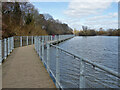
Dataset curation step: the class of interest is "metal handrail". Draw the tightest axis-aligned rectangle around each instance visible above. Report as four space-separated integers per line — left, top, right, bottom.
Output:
50 44 120 78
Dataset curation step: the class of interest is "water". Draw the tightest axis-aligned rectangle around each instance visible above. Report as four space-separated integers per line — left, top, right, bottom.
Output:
58 36 118 72
44 36 119 88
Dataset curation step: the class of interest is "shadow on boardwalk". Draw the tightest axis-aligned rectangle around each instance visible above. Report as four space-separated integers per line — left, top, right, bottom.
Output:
2 45 56 88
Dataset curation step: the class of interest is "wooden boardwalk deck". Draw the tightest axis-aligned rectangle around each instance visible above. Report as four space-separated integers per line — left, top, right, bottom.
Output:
2 45 56 88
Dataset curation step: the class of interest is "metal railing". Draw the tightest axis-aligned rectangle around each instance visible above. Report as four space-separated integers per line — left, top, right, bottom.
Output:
34 35 120 88
0 36 35 63
0 37 14 63
0 35 74 64
1 35 119 88
34 35 74 88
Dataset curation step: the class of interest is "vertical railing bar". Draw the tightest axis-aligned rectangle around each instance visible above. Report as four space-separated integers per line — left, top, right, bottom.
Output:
47 42 50 72
38 36 40 56
20 36 22 47
35 37 36 50
10 37 12 52
13 37 14 50
40 36 42 57
56 47 60 88
32 36 33 45
36 37 38 54
26 36 28 46
39 37 41 58
42 40 44 63
4 39 7 59
79 59 85 88
0 40 2 64
8 38 10 55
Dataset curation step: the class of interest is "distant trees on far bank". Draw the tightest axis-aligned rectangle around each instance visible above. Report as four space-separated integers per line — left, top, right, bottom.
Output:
73 27 120 36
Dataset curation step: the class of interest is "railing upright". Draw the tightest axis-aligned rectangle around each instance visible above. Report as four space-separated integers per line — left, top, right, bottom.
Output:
79 59 85 88
10 37 12 53
37 37 38 54
26 36 28 46
20 36 22 47
34 36 37 51
10 37 12 52
56 47 60 88
4 39 7 59
8 38 10 55
12 37 14 50
0 40 2 63
42 40 44 63
31 36 33 45
38 37 40 57
51 35 52 41
47 42 50 72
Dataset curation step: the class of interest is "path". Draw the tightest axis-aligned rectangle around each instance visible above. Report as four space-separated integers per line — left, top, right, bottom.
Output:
2 45 56 88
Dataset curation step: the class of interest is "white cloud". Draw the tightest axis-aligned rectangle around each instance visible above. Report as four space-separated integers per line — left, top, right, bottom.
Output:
65 0 118 18
86 12 118 21
84 12 118 29
29 0 71 2
63 0 118 30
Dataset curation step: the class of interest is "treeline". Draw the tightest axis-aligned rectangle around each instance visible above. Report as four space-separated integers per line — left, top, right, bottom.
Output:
74 27 120 36
2 2 73 38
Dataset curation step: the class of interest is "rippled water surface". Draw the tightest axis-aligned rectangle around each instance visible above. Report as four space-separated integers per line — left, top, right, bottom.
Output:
58 36 118 71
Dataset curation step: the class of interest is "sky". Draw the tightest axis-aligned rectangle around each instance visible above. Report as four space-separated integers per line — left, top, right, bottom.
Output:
30 0 118 30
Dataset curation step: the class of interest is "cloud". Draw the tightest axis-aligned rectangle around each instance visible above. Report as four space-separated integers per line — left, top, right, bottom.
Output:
63 0 118 30
62 11 118 30
84 12 118 29
86 12 118 21
64 0 118 18
29 0 71 2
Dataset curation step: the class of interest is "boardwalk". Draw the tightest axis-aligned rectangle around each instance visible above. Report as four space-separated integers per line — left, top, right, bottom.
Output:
2 45 55 88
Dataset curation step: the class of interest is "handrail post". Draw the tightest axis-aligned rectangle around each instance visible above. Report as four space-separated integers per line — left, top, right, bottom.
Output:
9 37 11 52
4 39 7 59
10 37 12 52
39 37 41 58
79 59 85 88
10 37 11 52
38 37 40 57
8 38 10 55
12 37 14 50
26 36 28 46
51 35 52 41
20 36 22 47
32 36 33 45
0 40 2 64
35 37 37 51
42 40 44 63
37 37 38 54
11 37 13 50
47 36 48 42
47 42 50 72
56 47 60 88
34 37 36 50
